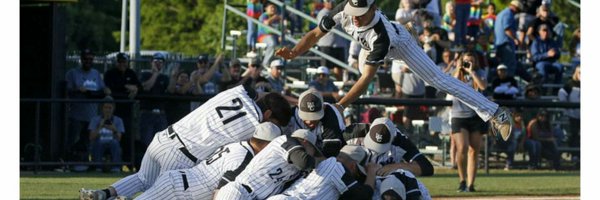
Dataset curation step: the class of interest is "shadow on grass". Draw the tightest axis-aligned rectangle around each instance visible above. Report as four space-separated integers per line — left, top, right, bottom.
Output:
20 171 133 178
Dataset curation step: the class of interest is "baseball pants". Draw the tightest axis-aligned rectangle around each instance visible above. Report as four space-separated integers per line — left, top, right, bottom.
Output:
111 130 199 197
363 35 499 121
214 182 252 200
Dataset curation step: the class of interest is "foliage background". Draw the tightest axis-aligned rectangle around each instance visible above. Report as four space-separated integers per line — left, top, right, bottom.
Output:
64 0 580 56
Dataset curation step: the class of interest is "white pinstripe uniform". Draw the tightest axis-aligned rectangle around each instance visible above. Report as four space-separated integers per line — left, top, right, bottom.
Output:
112 85 263 197
134 141 256 200
346 130 422 167
267 157 356 200
320 0 498 121
373 169 431 200
215 135 307 200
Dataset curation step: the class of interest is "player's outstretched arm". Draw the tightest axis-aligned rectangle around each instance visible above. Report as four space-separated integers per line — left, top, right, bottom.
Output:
336 63 378 109
275 28 327 60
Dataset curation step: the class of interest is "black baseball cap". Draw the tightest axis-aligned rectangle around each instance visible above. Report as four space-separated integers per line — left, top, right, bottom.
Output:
364 117 397 154
197 55 208 63
116 52 129 61
298 90 324 121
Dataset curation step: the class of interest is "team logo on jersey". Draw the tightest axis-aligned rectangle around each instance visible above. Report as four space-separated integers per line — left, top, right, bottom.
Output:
376 133 383 142
307 102 316 111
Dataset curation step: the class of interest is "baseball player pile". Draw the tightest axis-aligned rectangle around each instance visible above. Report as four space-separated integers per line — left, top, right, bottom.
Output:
80 0 517 199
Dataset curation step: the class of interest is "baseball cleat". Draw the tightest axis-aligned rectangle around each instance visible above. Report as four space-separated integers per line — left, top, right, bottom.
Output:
490 107 513 141
79 188 107 200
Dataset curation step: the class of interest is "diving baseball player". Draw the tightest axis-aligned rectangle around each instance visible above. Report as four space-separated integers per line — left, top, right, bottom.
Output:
346 118 434 177
284 89 346 157
214 129 320 200
80 85 293 200
134 122 282 200
267 145 379 200
377 169 431 200
275 0 513 141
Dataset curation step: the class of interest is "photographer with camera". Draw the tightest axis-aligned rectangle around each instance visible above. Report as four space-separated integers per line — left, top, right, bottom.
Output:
449 51 488 192
88 97 125 172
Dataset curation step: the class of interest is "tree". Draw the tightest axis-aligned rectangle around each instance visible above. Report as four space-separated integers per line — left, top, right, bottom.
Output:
65 0 121 53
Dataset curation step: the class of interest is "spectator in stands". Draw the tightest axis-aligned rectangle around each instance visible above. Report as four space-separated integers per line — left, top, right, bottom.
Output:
138 52 170 153
395 0 416 25
419 12 451 64
491 64 519 100
450 51 488 192
499 109 525 170
525 4 559 47
246 0 263 54
317 0 348 81
481 3 496 41
425 0 443 27
219 58 244 90
442 1 456 38
240 57 271 93
103 53 141 169
569 28 580 67
104 53 140 100
65 48 110 170
453 0 473 48
558 65 580 165
466 0 483 40
258 3 283 67
309 66 340 103
391 60 426 132
437 48 454 72
494 0 522 78
165 66 196 125
88 97 124 173
526 109 560 170
191 54 223 95
267 59 286 94
530 24 562 84
167 66 200 96
516 0 544 48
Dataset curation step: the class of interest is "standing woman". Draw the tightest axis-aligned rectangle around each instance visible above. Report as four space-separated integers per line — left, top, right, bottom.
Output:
450 51 488 192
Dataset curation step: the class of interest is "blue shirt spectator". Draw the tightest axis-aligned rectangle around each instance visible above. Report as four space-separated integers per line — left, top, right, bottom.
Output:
530 24 562 83
88 100 124 172
494 5 517 47
309 66 340 103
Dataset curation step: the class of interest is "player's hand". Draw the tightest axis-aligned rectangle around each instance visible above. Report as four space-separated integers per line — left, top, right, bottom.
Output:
276 47 296 59
334 103 344 115
376 164 399 176
365 162 382 176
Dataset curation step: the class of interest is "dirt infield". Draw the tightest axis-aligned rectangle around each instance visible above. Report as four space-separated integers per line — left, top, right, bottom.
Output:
434 196 580 200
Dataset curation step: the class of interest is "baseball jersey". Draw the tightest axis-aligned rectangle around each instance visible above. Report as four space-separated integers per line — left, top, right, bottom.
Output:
286 103 346 157
319 0 499 122
269 157 358 200
374 169 431 200
172 84 262 161
228 135 312 199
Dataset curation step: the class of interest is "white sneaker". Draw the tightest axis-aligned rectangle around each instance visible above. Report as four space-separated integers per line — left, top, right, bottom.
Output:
490 107 513 141
79 188 107 200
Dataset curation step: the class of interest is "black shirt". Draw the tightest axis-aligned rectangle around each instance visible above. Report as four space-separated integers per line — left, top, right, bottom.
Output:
491 76 519 100
104 67 142 99
139 72 169 110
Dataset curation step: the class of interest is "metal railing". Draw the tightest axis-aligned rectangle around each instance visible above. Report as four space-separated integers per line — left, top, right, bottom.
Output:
221 0 359 74
20 98 138 174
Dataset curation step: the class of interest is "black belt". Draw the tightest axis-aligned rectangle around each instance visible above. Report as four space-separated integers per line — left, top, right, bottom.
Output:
242 184 253 194
168 126 198 163
179 171 189 191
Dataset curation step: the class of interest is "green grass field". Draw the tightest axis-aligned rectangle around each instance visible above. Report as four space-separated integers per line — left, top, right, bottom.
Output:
20 168 580 199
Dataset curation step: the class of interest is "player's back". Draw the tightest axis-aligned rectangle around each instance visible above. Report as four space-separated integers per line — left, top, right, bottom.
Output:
280 157 350 200
188 141 255 191
235 135 304 199
171 85 262 159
